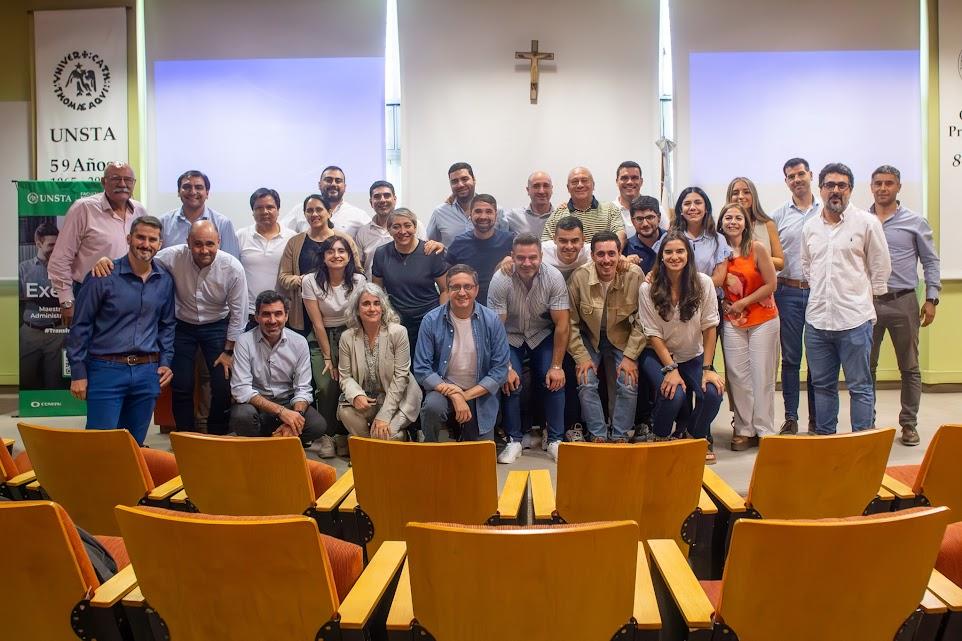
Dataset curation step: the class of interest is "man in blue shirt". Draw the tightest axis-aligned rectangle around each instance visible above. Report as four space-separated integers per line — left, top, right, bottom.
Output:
445 194 515 304
413 264 509 442
67 216 176 445
157 170 241 258
622 195 665 274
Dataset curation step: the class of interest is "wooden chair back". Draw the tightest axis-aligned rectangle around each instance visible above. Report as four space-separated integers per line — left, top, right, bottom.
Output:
555 440 706 551
169 432 315 515
405 520 639 641
349 438 499 555
115 505 339 641
17 422 153 535
914 424 962 516
746 429 894 519
717 507 951 641
0 501 101 640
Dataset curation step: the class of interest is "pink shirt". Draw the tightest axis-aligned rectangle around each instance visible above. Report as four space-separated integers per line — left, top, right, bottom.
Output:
47 192 145 303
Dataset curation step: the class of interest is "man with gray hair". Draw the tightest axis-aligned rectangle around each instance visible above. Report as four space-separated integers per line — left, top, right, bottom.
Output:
540 166 626 244
868 164 941 446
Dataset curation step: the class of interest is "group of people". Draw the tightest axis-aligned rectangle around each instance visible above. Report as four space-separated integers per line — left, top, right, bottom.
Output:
46 155 940 464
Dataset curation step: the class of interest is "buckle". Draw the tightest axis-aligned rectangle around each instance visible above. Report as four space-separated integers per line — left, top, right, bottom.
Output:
126 355 138 365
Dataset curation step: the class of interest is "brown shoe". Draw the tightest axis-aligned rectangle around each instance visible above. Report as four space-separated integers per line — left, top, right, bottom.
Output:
900 426 920 446
705 450 717 465
779 419 798 435
731 435 750 451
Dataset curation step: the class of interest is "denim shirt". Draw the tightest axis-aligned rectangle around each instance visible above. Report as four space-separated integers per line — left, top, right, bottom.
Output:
413 301 510 433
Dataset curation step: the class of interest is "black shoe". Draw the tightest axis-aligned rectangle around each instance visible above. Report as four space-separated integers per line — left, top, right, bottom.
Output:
779 419 798 435
900 426 920 446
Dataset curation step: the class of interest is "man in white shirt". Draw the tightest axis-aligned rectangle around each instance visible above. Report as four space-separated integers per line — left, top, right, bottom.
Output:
237 188 297 328
608 161 644 238
282 166 371 236
801 162 891 435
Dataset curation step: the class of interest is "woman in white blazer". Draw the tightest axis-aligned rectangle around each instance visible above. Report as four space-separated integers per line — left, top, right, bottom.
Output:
337 283 422 440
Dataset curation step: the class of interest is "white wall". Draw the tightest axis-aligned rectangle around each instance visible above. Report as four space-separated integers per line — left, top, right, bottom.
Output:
398 0 662 223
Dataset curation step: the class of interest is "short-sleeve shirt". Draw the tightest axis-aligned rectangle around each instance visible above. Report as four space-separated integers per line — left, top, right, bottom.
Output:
540 197 626 242
301 273 366 328
445 229 515 304
486 263 569 348
639 273 719 364
372 240 448 322
654 231 732 278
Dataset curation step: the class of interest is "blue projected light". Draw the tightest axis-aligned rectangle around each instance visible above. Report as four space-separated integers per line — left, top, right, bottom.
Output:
688 50 920 183
153 57 385 193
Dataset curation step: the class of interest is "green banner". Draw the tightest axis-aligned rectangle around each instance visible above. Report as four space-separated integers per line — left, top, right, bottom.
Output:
17 180 101 216
19 390 87 417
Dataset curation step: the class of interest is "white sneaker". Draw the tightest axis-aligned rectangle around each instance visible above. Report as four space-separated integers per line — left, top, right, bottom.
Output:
317 435 336 458
334 434 350 457
547 440 560 462
497 441 523 464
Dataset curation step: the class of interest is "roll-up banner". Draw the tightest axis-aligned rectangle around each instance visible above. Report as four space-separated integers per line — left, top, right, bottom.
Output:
940 0 962 277
17 180 101 417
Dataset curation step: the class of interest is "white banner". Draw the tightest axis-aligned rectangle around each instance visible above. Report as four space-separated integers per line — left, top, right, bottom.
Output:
939 0 962 277
34 8 128 181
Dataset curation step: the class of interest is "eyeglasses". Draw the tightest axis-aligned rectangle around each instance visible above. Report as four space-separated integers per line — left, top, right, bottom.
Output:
447 284 477 292
107 176 136 184
632 214 659 223
822 182 850 192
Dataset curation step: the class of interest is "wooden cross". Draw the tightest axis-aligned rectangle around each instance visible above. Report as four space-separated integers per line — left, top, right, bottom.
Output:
515 40 554 104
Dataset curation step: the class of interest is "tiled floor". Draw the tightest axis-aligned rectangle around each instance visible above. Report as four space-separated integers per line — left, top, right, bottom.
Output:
2 388 950 495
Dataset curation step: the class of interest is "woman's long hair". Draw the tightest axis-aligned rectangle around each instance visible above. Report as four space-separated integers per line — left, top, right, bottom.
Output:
716 203 753 257
312 236 359 297
345 282 400 329
725 176 772 224
650 230 703 323
673 186 718 254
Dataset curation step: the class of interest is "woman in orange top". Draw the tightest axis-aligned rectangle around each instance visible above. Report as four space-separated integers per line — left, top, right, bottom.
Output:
717 203 779 450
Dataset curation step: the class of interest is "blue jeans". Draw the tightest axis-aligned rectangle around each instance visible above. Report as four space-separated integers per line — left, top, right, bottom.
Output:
804 321 875 434
503 338 565 443
577 333 637 439
640 350 722 439
171 318 230 434
774 284 815 424
85 359 162 445
420 391 490 442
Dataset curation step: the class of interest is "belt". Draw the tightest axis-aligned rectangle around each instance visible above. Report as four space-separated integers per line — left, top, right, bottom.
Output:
93 352 160 365
777 277 809 289
874 289 914 303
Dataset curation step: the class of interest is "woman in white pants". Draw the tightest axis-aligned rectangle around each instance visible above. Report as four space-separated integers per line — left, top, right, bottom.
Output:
717 203 780 450
337 283 422 440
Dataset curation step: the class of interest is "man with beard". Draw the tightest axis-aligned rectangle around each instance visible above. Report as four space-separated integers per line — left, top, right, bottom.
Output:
608 161 645 238
19 223 65 389
868 165 941 446
445 194 515 304
622 195 665 273
66 216 175 445
48 161 147 327
426 162 507 246
540 166 626 244
354 180 443 275
505 171 554 237
801 162 890 436
283 166 371 237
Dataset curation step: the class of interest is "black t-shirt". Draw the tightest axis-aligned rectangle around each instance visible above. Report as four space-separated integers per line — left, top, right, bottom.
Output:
299 236 324 275
445 229 515 304
372 240 448 322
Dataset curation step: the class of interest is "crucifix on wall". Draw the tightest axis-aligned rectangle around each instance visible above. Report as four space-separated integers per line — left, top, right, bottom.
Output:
515 40 554 104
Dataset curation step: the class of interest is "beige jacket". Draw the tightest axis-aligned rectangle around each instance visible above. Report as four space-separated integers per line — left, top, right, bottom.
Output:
567 262 646 363
337 323 422 424
276 231 362 330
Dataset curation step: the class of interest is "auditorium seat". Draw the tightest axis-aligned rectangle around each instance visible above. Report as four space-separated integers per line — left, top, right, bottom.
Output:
648 506 952 641
700 428 896 578
17 422 182 535
387 520 659 640
337 437 529 559
882 424 962 516
0 500 138 640
114 504 391 641
164 432 338 523
529 439 716 575
0 438 35 499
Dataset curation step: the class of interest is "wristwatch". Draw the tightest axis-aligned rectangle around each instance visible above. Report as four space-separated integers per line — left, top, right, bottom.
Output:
61 300 74 309
222 349 234 355
660 363 678 374
926 298 939 307
703 365 716 372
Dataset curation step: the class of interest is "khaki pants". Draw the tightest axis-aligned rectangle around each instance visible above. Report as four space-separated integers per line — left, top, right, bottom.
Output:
337 402 411 440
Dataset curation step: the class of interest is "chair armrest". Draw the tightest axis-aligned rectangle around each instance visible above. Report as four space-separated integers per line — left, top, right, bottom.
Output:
530 469 556 522
386 560 414 631
5 471 36 487
496 470 529 521
697 488 718 515
338 489 359 513
880 474 915 500
121 586 145 608
648 539 714 630
921 588 948 614
876 486 895 501
89 564 138 608
169 489 188 506
314 469 355 512
633 545 660 630
929 569 962 612
338 541 407 630
2 438 13 450
26 480 41 492
146 475 183 502
702 468 746 513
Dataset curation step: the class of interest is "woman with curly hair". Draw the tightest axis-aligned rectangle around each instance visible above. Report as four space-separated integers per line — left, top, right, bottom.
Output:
717 203 780 450
639 230 725 463
726 176 785 270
